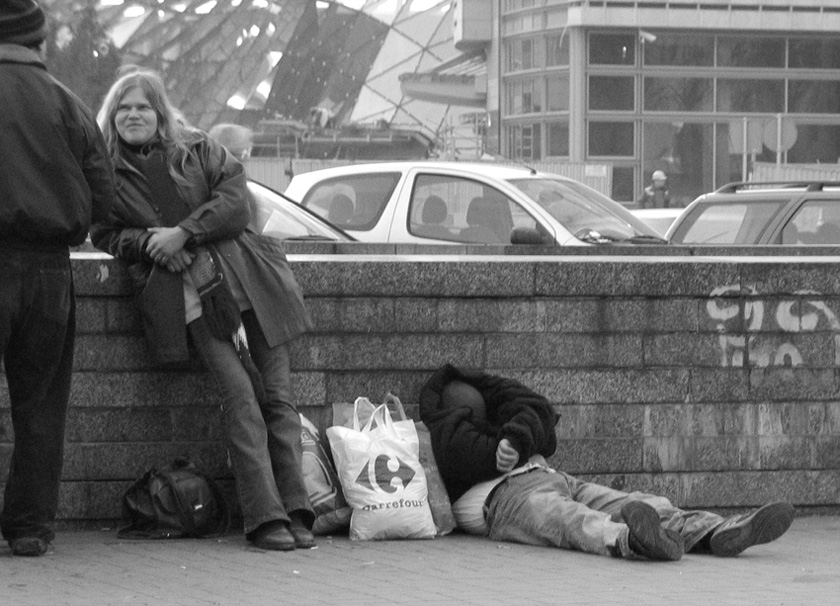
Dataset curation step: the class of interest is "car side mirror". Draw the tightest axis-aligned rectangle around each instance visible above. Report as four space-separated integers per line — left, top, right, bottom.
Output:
510 226 549 245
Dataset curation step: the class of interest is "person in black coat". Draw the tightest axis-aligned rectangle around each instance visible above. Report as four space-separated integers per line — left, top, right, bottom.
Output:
0 0 115 558
419 364 794 560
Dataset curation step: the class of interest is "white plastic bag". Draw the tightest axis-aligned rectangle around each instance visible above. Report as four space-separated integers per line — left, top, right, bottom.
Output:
326 398 435 541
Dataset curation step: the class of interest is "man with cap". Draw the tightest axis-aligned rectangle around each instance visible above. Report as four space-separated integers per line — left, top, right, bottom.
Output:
419 363 795 561
636 170 672 209
0 0 115 556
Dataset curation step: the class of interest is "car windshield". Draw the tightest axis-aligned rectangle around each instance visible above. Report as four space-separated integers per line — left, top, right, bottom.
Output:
248 181 350 241
509 177 663 242
672 200 786 244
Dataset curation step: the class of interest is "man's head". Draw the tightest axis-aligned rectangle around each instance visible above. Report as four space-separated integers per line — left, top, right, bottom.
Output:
208 123 254 162
652 170 667 186
0 0 47 49
441 380 486 420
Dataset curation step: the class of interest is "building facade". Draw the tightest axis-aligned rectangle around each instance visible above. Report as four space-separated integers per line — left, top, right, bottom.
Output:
485 0 840 204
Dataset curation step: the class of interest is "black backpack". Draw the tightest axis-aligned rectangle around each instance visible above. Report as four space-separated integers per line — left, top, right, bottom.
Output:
118 457 230 539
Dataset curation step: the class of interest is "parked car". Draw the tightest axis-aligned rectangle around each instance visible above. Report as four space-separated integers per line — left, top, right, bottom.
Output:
249 180 353 242
284 162 665 246
630 207 684 238
72 179 351 254
666 181 840 245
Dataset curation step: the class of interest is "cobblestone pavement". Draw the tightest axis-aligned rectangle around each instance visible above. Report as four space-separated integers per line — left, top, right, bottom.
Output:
2 516 838 606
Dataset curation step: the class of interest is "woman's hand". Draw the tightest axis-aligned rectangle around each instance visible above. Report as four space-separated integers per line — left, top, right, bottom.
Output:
146 226 189 264
163 249 195 273
496 438 519 473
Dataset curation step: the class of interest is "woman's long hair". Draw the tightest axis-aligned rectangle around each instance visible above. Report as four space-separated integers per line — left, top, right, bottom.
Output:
97 69 196 184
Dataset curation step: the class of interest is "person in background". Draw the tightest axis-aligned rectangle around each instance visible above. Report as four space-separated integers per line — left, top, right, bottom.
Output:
0 0 115 557
636 170 671 209
91 69 316 551
208 123 254 163
419 363 795 562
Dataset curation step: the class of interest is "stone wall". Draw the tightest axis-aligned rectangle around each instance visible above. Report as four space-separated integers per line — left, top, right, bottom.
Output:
2 248 840 525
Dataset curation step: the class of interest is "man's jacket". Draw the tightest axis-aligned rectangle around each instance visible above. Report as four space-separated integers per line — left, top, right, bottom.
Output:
418 364 559 502
0 44 114 248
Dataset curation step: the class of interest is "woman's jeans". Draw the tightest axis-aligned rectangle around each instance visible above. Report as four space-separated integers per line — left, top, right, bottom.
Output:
189 310 313 536
0 248 75 544
485 468 724 555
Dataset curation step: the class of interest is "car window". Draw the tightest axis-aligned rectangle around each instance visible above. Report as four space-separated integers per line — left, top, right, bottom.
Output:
782 200 840 245
674 200 785 244
298 173 400 232
408 173 542 244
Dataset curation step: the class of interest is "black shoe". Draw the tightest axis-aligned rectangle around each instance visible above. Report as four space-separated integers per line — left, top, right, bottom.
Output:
249 521 296 551
621 501 684 561
289 513 316 549
9 537 49 557
709 502 794 557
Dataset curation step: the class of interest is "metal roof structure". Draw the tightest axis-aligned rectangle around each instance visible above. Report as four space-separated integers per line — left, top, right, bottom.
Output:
45 0 476 142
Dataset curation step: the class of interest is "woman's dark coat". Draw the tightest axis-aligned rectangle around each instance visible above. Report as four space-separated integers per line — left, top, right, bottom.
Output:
91 132 312 363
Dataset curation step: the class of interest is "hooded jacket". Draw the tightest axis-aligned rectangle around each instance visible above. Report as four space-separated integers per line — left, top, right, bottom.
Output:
90 132 312 363
0 44 114 248
418 364 559 502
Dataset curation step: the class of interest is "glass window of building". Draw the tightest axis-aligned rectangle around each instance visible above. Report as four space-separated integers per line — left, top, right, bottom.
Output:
642 122 714 208
612 167 635 203
507 79 543 114
644 77 713 112
546 32 569 66
788 81 840 114
589 76 635 111
717 79 785 113
789 38 840 69
507 37 542 72
786 125 840 164
547 75 570 112
589 33 636 66
547 122 569 157
588 121 634 157
717 37 785 68
643 34 714 67
508 123 542 161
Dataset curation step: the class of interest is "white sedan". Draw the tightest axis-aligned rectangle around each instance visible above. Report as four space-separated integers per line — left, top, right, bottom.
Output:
284 162 665 247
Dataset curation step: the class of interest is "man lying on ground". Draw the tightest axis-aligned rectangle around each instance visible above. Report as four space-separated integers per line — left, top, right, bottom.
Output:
419 363 794 561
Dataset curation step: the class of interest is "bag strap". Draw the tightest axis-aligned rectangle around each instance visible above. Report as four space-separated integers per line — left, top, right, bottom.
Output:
352 396 377 431
362 403 394 433
384 392 407 421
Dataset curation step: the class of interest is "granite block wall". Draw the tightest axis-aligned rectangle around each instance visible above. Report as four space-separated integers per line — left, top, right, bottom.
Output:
2 249 839 526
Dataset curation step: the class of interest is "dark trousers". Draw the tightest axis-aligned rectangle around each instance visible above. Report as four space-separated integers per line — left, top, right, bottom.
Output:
0 247 75 543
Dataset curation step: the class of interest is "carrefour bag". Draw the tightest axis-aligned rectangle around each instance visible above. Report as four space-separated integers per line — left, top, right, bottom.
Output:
326 400 435 541
299 414 352 535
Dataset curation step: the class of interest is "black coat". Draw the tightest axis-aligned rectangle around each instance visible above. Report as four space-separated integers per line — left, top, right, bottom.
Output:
418 364 559 502
0 44 114 248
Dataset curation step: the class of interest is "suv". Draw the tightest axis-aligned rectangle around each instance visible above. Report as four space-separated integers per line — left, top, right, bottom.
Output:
666 181 840 245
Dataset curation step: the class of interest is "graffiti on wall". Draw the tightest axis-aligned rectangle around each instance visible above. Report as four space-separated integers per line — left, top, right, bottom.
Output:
706 285 840 367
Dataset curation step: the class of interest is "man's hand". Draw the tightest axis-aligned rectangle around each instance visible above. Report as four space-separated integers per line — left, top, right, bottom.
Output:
496 438 519 473
146 226 189 265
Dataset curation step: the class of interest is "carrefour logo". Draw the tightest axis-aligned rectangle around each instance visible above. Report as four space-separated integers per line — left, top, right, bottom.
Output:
355 454 416 494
